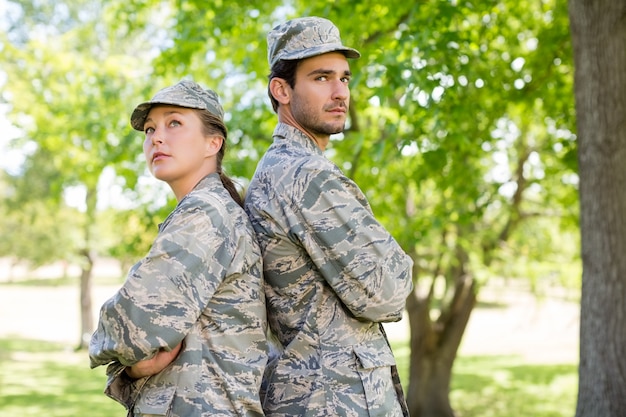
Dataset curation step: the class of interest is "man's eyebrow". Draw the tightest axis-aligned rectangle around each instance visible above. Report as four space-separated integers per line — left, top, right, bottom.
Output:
306 68 353 77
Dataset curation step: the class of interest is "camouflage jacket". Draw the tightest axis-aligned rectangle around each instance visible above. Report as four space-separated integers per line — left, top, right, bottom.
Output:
244 123 414 417
90 174 268 417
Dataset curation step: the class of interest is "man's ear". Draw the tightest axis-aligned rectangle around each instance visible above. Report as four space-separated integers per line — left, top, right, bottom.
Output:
269 78 291 105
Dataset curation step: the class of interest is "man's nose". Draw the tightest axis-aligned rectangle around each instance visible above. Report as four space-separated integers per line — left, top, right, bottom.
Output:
332 80 349 100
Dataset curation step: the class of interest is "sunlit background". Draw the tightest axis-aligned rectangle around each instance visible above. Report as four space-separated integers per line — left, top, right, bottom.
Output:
0 0 584 416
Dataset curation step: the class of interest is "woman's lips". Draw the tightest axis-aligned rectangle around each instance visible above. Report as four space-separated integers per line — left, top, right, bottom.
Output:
152 152 169 162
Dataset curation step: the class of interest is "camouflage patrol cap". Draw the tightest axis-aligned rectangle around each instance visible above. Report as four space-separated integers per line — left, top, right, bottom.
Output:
130 79 224 131
267 16 360 69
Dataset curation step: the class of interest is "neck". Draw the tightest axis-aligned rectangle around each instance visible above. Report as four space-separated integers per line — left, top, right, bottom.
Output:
277 108 329 151
168 167 216 202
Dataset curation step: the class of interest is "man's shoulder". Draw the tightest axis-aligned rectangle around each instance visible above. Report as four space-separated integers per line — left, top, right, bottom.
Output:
259 143 332 174
251 152 337 201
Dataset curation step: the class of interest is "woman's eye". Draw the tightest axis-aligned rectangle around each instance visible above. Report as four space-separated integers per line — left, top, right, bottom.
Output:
144 126 154 134
169 120 181 127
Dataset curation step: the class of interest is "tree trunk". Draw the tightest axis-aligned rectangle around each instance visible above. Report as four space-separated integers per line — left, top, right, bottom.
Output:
78 248 94 350
405 255 476 417
76 185 98 350
8 258 17 283
569 1 626 415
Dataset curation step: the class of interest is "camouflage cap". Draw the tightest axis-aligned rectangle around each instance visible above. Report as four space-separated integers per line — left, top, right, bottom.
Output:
267 16 360 69
130 79 224 131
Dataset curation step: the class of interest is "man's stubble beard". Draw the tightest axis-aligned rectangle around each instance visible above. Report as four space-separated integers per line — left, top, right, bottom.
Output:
291 98 346 136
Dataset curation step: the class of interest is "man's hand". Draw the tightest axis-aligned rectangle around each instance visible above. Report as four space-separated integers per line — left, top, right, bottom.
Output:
125 342 183 379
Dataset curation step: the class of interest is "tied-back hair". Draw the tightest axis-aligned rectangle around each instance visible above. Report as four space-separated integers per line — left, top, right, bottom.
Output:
195 109 244 208
267 59 299 112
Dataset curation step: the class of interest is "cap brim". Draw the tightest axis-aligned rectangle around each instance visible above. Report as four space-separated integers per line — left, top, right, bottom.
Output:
275 44 361 67
130 102 152 131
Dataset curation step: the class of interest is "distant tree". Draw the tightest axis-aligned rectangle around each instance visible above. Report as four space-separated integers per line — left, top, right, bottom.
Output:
570 1 626 415
102 197 176 276
1 0 150 348
0 159 79 281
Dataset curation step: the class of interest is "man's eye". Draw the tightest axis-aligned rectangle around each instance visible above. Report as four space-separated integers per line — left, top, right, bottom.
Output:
341 77 351 83
316 76 328 81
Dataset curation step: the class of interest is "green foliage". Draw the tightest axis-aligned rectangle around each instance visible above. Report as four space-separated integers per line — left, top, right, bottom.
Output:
100 200 176 272
0 171 80 267
494 217 582 292
1 0 158 267
324 0 577 300
0 202 81 267
2 1 578 285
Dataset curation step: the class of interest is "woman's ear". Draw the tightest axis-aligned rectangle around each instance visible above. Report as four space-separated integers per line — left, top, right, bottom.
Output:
269 78 291 105
205 135 223 157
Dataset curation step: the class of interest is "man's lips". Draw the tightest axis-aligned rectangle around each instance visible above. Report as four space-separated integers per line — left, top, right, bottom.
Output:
327 107 346 114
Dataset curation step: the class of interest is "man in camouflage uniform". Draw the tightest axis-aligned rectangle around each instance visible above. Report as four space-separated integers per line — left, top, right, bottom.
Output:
244 17 414 417
90 80 268 416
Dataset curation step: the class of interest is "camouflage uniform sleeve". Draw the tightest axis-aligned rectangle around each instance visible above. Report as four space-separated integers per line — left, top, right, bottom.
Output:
293 164 414 322
89 203 229 367
101 361 149 409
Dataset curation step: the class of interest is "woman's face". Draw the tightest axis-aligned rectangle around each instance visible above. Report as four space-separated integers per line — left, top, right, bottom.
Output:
142 105 216 198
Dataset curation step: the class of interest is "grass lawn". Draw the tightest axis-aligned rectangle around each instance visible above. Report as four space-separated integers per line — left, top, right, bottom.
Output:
0 337 577 417
0 338 125 416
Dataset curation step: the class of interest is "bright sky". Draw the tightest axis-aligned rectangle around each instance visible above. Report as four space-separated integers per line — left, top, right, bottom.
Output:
0 0 24 175
0 104 25 175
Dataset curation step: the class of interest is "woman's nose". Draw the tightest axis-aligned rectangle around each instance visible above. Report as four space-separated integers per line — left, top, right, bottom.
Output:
150 128 164 144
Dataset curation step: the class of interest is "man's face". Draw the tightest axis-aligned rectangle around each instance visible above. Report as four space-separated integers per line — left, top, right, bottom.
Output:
290 52 352 138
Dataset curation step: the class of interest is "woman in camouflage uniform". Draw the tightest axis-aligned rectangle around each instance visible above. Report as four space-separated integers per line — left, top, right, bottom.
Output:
89 79 268 417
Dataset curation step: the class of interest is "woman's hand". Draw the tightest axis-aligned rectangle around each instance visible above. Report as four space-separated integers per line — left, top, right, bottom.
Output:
125 342 183 379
